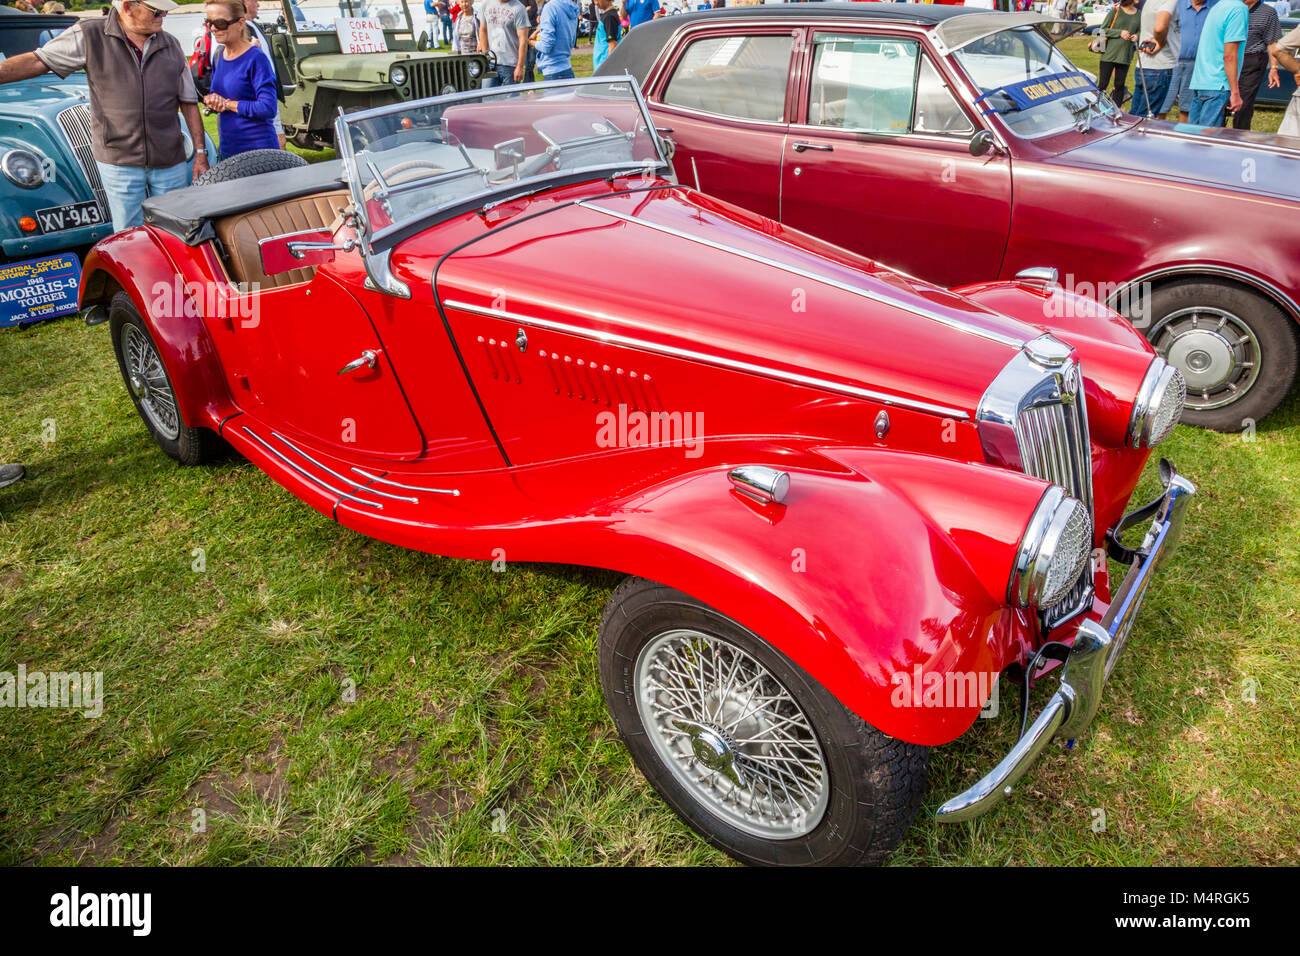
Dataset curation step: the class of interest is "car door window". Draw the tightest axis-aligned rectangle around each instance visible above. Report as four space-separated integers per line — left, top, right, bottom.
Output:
807 34 919 135
913 57 974 136
662 34 793 122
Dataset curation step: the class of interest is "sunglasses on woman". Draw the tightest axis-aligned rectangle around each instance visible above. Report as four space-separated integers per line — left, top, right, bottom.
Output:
204 15 244 29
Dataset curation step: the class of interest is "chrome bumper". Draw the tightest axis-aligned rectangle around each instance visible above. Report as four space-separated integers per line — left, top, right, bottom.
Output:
935 460 1195 823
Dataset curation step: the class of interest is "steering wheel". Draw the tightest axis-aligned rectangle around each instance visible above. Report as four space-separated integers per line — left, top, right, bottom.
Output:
382 159 449 180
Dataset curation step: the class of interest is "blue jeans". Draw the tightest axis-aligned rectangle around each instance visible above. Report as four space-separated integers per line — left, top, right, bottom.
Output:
1163 58 1196 115
95 159 190 232
439 14 452 44
494 63 519 85
542 67 575 80
1188 88 1231 127
1130 68 1172 118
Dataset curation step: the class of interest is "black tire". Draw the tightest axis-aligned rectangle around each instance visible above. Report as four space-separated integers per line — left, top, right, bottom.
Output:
598 577 929 867
109 292 220 466
1134 281 1299 431
193 148 307 187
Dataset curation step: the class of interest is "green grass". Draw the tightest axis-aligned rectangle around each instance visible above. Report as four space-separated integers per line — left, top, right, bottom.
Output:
3 40 1297 867
3 318 1298 865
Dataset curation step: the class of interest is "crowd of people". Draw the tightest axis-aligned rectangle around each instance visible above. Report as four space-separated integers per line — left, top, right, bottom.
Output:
446 0 662 83
1092 0 1300 131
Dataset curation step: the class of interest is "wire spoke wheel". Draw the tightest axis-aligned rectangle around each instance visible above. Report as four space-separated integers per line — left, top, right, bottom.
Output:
123 324 180 441
1149 306 1261 411
634 628 830 839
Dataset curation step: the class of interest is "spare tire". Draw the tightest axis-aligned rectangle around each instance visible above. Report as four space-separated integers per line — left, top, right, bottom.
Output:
194 148 307 186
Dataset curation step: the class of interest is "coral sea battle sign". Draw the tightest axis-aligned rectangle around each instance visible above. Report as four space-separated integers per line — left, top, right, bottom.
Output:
335 17 388 53
0 254 82 328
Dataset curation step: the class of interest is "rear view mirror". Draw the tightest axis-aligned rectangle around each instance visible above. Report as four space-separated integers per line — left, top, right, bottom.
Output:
969 129 996 157
258 228 349 277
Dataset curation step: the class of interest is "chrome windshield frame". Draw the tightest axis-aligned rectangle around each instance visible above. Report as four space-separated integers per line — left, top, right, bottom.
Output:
333 75 671 262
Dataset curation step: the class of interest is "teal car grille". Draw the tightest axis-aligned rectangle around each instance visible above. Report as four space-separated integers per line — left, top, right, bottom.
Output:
55 103 109 217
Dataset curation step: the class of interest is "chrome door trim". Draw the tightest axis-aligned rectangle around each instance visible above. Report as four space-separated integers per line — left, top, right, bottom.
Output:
574 198 1025 349
441 297 971 419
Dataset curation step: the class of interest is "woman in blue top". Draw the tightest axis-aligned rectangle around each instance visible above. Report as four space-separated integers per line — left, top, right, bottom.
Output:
202 0 281 160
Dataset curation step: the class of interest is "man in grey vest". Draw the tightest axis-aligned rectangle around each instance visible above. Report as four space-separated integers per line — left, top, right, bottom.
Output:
0 0 210 232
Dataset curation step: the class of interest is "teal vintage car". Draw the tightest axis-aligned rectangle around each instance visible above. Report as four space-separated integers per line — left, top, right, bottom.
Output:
0 8 113 263
0 8 215 261
0 7 214 327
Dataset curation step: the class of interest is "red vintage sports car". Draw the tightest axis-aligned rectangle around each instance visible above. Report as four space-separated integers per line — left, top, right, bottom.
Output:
598 4 1300 431
79 78 1192 866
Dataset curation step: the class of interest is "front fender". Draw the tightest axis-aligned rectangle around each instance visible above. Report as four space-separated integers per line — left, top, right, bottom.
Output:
569 451 1048 746
80 228 232 431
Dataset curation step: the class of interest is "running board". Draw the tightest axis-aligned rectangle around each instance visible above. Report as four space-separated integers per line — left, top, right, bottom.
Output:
222 417 460 520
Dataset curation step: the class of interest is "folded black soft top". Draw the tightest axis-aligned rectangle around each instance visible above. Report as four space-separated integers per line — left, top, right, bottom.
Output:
141 160 349 245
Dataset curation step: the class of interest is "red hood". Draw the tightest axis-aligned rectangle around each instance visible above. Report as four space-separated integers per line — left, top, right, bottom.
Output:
429 185 1043 420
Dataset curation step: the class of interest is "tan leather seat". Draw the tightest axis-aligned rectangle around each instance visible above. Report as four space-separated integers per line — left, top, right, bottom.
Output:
214 189 350 289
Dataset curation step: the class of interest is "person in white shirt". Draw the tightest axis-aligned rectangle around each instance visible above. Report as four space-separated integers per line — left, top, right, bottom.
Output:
1131 0 1179 116
1270 22 1300 134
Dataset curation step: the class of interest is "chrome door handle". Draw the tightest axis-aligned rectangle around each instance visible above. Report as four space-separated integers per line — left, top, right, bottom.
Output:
337 349 378 375
792 142 833 152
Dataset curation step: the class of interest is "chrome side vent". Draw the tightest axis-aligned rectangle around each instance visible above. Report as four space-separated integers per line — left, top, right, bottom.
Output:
978 335 1095 628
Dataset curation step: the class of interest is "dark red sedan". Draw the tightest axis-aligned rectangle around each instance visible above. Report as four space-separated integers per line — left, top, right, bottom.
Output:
598 4 1300 430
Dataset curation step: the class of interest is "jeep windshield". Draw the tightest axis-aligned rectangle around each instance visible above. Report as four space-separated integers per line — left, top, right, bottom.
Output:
953 26 1121 139
337 78 669 251
286 0 412 34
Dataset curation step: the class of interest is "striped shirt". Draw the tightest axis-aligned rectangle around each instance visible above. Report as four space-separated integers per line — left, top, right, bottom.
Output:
1245 0 1282 55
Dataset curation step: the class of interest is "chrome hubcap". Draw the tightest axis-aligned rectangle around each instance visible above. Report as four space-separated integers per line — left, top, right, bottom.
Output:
1150 307 1260 410
123 324 180 440
634 629 830 839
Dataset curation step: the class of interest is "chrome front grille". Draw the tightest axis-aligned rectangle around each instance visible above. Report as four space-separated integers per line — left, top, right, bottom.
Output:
1015 389 1093 513
978 336 1096 629
406 59 471 99
55 103 109 217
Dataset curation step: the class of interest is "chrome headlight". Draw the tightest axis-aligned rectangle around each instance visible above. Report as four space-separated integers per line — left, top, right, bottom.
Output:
390 66 407 86
1011 486 1093 609
440 82 457 96
2 149 45 189
1128 358 1186 448
467 60 482 79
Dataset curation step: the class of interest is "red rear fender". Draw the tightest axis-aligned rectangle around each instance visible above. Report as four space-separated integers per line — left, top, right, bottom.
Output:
80 228 233 432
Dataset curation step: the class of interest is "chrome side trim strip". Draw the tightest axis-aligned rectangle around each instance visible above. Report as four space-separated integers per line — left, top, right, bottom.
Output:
574 199 1025 349
350 466 460 496
1137 125 1300 161
240 427 384 510
442 298 971 419
1106 263 1300 322
270 431 419 504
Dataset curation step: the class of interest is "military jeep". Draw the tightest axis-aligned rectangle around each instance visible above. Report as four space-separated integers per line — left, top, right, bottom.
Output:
266 0 491 149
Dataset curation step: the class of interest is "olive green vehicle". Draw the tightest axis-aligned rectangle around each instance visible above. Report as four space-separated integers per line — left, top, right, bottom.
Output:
265 0 492 149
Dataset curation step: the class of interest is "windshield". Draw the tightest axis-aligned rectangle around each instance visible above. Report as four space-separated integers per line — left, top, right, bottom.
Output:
286 0 412 34
0 21 74 60
954 26 1121 138
337 78 668 251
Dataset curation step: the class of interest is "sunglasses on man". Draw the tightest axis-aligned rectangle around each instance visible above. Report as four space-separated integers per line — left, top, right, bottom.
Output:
132 1 168 17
